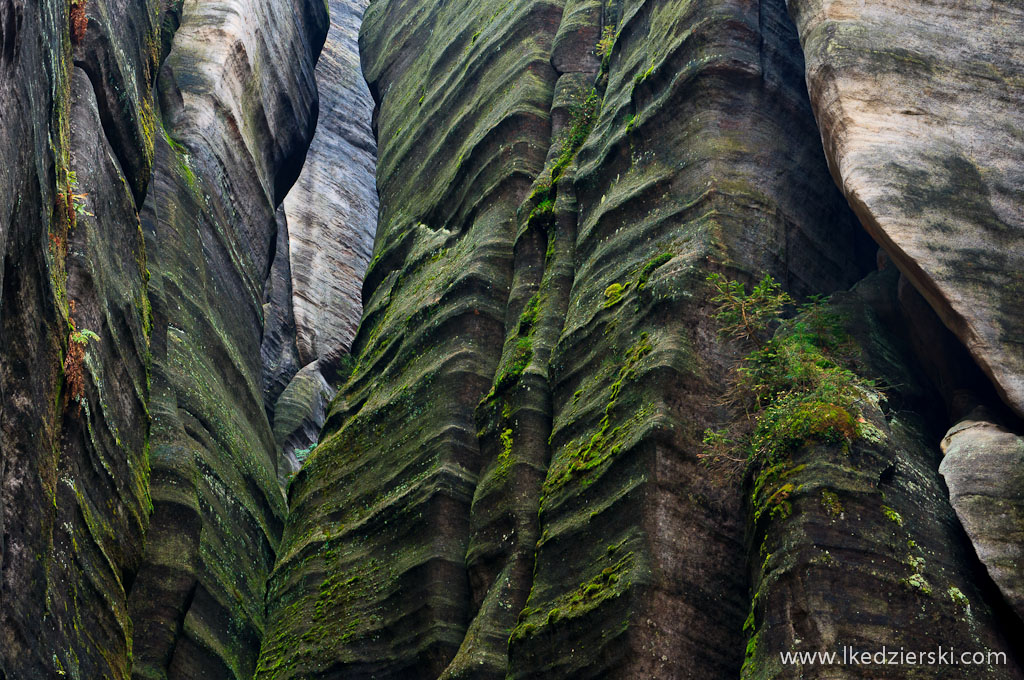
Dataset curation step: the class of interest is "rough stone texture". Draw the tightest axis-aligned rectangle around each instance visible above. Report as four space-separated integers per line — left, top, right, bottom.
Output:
0 1 73 673
1 1 155 676
258 0 908 676
4 0 1024 676
127 0 328 677
273 363 334 482
941 411 1024 622
742 270 1021 679
283 0 378 381
788 0 1024 418
262 205 304 418
257 0 564 673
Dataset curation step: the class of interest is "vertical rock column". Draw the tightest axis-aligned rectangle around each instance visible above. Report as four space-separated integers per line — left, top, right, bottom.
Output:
257 0 566 676
127 0 328 678
507 0 872 675
2 0 158 676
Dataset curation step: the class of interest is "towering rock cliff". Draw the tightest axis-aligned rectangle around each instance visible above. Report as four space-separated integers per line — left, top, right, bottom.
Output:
263 0 379 480
2 0 1022 677
1 0 328 676
1 1 159 676
259 0 1023 678
127 0 328 676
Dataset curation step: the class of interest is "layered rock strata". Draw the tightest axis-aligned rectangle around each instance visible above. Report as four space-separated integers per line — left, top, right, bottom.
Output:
256 0 1024 677
1 1 158 676
128 0 327 677
265 0 379 479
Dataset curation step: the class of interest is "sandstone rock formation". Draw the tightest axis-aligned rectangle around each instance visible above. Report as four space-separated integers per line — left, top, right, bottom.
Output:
788 0 1024 418
258 0 1022 678
284 0 377 380
263 0 379 480
1 0 328 676
2 0 1024 677
941 411 1024 621
128 0 327 676
1 1 156 675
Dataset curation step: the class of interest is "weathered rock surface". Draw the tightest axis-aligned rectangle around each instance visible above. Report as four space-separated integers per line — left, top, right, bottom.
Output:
3 0 1024 676
262 205 304 418
261 0 1024 676
941 411 1024 621
788 0 1024 418
1 1 155 676
283 0 377 381
127 0 327 677
273 362 334 481
742 270 1021 679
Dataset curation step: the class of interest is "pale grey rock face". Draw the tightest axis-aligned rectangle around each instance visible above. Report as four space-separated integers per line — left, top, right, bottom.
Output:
263 205 303 415
284 0 378 379
788 0 1024 418
128 0 328 677
273 362 334 484
940 410 1024 621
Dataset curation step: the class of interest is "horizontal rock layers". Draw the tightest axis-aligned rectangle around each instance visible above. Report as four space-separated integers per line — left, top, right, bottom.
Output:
258 0 1024 676
129 0 327 677
3 0 1023 676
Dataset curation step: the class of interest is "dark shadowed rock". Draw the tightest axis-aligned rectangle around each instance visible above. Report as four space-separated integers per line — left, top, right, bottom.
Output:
262 205 304 418
1 3 153 676
273 362 335 482
741 271 1021 679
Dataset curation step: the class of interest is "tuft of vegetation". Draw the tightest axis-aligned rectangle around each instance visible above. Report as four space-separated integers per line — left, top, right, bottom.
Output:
699 273 869 477
821 489 844 519
637 253 672 290
64 302 100 407
551 88 600 183
596 26 615 57
66 171 93 220
70 0 89 44
948 586 969 607
603 282 625 308
882 505 903 526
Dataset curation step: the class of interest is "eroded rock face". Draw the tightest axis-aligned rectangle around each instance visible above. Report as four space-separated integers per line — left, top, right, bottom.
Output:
788 0 1024 418
742 271 1021 679
258 0 965 675
1 0 329 672
284 0 378 380
259 0 378 483
1 1 155 676
941 411 1024 621
4 0 1024 676
127 0 328 677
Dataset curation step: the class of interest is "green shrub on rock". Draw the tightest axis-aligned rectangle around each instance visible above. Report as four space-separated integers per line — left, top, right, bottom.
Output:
700 273 870 476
